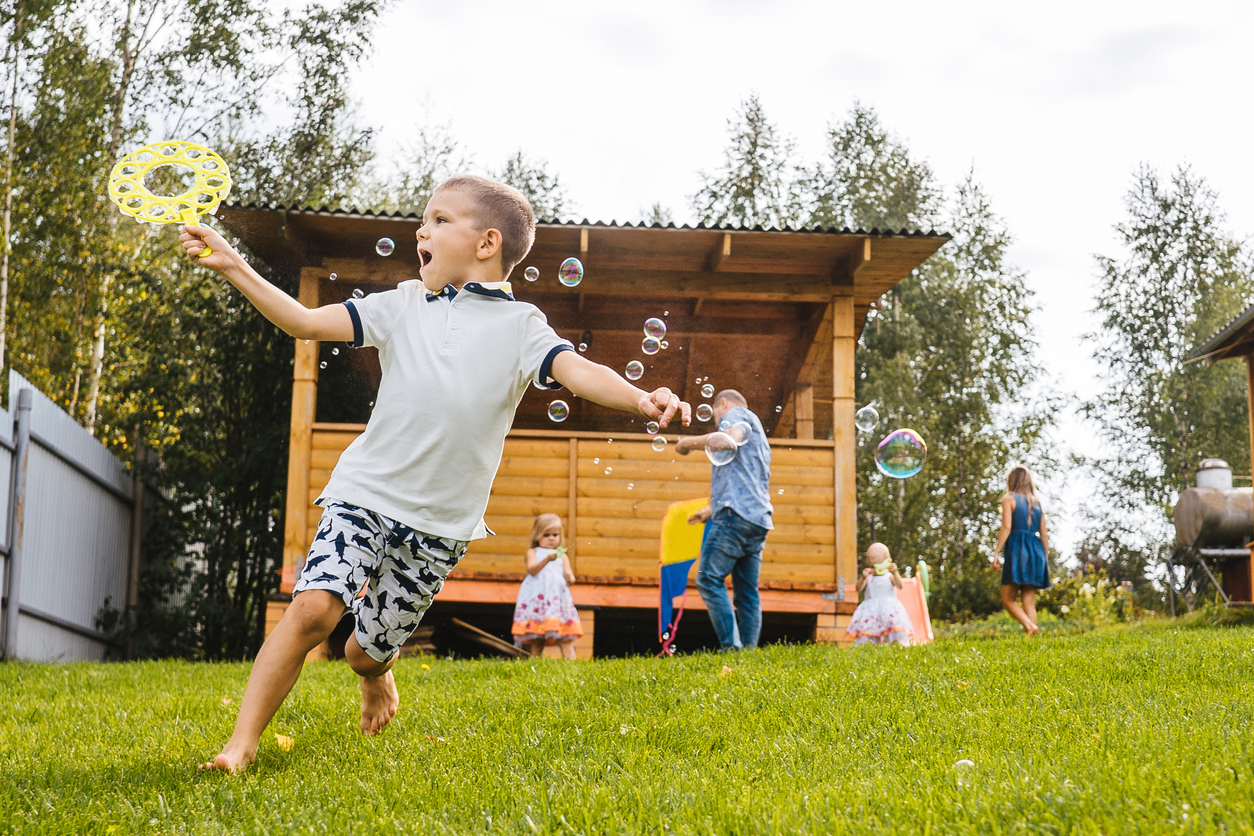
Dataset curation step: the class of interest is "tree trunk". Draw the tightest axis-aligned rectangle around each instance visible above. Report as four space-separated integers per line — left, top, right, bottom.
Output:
0 6 23 377
84 0 139 432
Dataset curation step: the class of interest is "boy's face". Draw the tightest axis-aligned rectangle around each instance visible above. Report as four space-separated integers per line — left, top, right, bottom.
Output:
415 188 497 291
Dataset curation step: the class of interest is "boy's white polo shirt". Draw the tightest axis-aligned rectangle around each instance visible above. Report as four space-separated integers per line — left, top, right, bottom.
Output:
316 279 573 542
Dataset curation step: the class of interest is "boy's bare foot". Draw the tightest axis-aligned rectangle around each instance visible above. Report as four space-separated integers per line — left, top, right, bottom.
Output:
198 744 256 773
360 670 399 735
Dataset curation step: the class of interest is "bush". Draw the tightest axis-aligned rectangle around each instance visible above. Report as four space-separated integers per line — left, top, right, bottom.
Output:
1038 569 1138 625
927 559 1003 623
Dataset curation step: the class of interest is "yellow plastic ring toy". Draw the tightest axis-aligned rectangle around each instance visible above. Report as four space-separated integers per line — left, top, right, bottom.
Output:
107 140 232 258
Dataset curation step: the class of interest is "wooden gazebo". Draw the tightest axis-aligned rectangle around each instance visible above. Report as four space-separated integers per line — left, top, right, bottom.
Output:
1189 305 1254 602
218 205 949 656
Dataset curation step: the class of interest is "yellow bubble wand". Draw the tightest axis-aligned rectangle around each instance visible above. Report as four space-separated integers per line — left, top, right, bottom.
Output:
106 140 232 257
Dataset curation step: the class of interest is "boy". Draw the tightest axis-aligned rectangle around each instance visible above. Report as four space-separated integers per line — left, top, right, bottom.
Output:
182 176 691 772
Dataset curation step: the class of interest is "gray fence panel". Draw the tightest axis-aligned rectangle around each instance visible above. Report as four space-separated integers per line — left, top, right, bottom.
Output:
7 371 132 661
0 398 12 615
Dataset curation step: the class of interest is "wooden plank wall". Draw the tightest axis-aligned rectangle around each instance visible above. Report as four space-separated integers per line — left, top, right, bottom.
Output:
304 429 836 584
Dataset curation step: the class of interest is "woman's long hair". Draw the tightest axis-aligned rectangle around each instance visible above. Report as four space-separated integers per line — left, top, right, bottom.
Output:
529 513 565 547
1006 466 1040 509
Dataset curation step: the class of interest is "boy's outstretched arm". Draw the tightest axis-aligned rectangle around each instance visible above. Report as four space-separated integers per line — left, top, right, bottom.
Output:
180 224 353 342
551 352 692 429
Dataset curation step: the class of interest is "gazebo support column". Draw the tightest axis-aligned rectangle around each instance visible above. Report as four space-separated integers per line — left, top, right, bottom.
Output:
1245 356 1254 600
832 294 857 588
268 267 325 658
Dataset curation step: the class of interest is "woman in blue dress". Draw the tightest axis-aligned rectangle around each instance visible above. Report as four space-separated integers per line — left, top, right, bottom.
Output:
993 466 1051 635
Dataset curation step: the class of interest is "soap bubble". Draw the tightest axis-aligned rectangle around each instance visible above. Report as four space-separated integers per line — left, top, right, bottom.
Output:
319 361 327 369
875 429 927 479
720 418 752 446
352 288 364 299
625 361 644 381
593 458 600 464
329 272 337 281
954 759 975 787
777 488 785 495
855 404 880 433
695 404 713 422
548 400 570 422
645 421 660 434
705 432 738 466
627 483 634 491
558 257 584 287
331 347 339 356
701 383 715 398
604 467 613 475
643 317 666 339
775 405 782 413
660 340 669 350
642 337 661 355
375 237 394 256
578 343 587 353
524 266 539 282
652 436 667 452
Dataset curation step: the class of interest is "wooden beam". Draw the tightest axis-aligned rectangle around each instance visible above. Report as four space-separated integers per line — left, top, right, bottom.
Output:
831 294 856 587
707 232 732 272
281 268 323 596
542 312 806 337
795 383 814 440
580 228 589 256
834 237 870 287
773 305 833 438
568 438 579 573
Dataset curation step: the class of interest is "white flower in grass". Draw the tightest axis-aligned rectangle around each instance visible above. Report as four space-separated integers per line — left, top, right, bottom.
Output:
1080 583 1094 597
620 724 629 735
1060 605 1070 614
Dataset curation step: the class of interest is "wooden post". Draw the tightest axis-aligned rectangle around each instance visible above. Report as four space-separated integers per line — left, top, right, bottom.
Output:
279 268 322 597
2 389 31 660
1245 356 1254 602
568 437 579 573
832 295 856 587
794 383 814 440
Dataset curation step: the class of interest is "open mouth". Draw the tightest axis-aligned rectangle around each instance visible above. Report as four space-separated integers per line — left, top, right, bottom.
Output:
419 248 433 268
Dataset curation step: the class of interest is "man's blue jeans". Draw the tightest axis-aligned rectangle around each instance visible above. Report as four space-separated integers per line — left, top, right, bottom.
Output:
696 508 769 649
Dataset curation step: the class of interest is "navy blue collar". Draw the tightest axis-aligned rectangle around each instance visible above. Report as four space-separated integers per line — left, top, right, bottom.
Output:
425 281 516 302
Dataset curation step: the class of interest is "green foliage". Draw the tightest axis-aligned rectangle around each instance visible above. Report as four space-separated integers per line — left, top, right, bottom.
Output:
496 150 571 221
1082 165 1253 604
926 558 1003 624
690 93 799 228
1181 598 1254 629
933 606 1088 640
800 102 941 232
1 0 387 659
1038 569 1138 625
3 627 1254 832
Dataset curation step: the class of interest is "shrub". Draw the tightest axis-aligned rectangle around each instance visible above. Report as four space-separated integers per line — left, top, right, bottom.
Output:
1038 569 1137 625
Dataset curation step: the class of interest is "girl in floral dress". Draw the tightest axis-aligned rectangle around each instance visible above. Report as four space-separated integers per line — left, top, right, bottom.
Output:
511 514 583 659
845 542 913 647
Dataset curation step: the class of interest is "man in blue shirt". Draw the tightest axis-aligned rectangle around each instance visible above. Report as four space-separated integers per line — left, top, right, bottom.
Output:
675 389 773 649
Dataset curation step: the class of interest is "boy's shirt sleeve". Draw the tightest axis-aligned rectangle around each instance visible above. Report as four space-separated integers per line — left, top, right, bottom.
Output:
343 287 407 349
520 309 574 390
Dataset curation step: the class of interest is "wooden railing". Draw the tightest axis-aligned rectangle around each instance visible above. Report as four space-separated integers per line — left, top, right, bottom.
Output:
302 426 837 585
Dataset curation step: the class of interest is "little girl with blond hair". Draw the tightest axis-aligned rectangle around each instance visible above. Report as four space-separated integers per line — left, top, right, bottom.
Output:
511 513 583 659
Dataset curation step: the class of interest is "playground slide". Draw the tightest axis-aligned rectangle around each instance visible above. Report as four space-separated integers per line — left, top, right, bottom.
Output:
896 576 934 644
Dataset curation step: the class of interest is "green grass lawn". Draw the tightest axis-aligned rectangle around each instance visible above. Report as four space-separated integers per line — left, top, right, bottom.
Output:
2 622 1252 835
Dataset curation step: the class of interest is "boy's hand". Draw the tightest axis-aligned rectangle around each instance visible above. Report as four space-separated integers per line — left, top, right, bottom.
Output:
638 387 691 429
180 224 237 273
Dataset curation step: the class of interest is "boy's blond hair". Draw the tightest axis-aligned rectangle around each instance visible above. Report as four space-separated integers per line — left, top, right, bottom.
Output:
529 513 565 548
435 175 536 276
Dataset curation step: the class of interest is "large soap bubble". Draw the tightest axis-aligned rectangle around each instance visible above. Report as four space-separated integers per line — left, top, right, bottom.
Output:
719 418 753 447
558 257 584 287
705 432 738 466
375 237 394 257
625 360 644 381
642 337 661 355
875 428 926 478
548 400 569 423
524 266 539 282
695 404 713 422
643 317 666 339
855 403 880 433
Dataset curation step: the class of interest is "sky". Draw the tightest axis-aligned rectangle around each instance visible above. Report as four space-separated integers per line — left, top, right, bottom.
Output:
351 0 1254 555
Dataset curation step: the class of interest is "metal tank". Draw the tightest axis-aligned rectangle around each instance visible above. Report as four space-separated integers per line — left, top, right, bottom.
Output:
1170 459 1253 608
